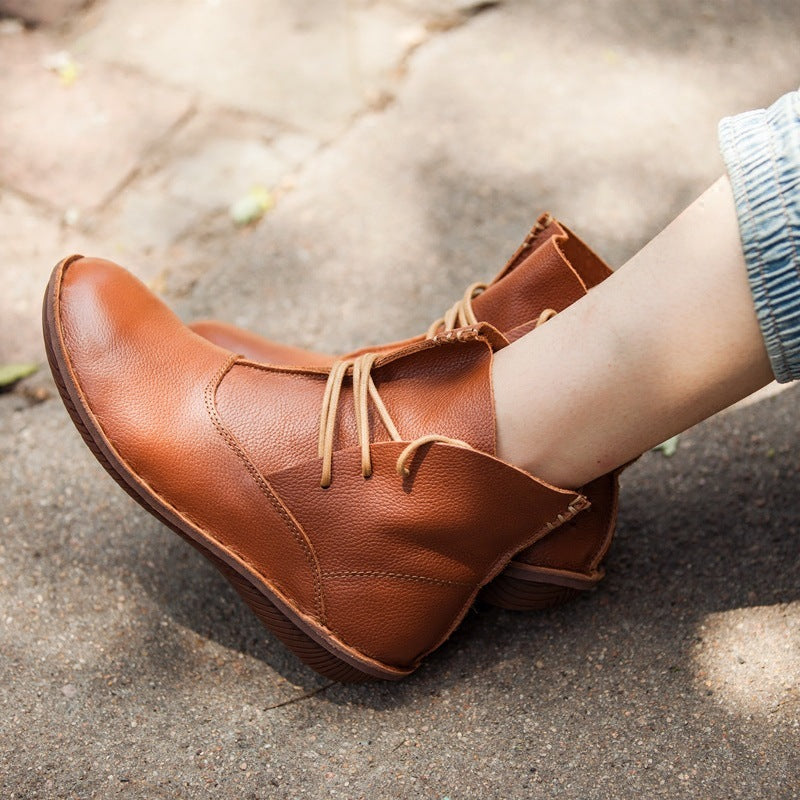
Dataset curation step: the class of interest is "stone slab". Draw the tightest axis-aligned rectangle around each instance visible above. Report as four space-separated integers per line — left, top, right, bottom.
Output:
0 28 192 211
0 188 173 366
0 0 87 26
0 191 87 365
73 0 422 139
93 112 318 256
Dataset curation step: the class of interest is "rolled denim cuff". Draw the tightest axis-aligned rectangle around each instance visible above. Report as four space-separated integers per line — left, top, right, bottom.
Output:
718 89 800 383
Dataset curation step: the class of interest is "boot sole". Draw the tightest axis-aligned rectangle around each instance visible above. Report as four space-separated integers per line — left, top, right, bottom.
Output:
480 577 580 611
43 259 412 683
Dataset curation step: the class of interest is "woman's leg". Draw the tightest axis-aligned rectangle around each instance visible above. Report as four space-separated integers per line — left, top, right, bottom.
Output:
493 86 800 490
493 176 774 489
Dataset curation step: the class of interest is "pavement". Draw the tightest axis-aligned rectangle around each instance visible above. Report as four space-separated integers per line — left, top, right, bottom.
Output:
1 1 799 798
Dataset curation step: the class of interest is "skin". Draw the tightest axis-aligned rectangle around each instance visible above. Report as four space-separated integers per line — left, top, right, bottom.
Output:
492 175 776 489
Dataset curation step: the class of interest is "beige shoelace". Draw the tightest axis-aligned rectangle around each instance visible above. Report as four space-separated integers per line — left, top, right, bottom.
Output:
426 282 557 338
317 351 471 488
316 302 559 487
426 281 487 338
423 214 556 339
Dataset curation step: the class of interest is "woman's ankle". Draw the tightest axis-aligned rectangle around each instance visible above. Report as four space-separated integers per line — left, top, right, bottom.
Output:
491 177 774 490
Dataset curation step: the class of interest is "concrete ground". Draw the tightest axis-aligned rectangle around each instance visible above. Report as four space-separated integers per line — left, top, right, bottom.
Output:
1 1 799 797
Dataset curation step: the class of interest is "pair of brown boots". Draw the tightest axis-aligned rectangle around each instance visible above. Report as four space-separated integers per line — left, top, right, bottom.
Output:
44 214 620 681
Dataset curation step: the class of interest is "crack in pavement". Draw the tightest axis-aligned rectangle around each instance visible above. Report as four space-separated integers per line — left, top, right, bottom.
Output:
263 681 335 711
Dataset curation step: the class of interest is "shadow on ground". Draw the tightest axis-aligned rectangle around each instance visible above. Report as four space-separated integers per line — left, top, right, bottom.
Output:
118 380 800 696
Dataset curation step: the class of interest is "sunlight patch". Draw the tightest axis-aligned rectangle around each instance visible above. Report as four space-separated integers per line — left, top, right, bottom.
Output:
693 603 800 714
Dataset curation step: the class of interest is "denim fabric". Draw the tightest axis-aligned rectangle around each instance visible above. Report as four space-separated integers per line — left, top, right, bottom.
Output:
719 88 800 383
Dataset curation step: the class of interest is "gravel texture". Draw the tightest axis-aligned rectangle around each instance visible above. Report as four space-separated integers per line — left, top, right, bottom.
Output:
1 1 799 797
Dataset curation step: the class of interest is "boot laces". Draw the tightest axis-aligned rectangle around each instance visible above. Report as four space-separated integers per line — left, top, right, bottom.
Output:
317 296 558 487
426 281 487 339
317 351 471 488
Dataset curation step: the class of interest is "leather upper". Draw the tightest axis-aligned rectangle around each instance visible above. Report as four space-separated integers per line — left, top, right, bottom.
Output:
52 256 587 671
189 216 618 588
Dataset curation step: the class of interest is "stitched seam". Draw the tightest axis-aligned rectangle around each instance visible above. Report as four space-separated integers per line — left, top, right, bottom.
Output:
429 328 480 346
204 355 327 623
539 495 590 534
238 360 329 377
321 570 472 587
57 329 302 608
152 497 296 601
322 572 469 664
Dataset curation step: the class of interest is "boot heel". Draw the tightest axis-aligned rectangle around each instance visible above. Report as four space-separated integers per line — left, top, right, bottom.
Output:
480 575 579 611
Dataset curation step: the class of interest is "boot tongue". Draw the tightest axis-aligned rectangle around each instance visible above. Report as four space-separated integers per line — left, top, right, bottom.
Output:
374 325 504 457
470 219 590 340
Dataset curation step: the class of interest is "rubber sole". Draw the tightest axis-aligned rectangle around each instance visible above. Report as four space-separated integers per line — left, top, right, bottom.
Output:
480 574 579 611
43 260 410 682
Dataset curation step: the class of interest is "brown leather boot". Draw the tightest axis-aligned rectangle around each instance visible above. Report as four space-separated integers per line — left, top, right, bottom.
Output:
44 256 588 680
189 216 620 611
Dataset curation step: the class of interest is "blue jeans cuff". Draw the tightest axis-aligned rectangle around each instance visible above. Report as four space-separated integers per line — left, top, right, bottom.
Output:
718 89 800 383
